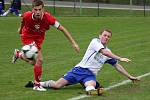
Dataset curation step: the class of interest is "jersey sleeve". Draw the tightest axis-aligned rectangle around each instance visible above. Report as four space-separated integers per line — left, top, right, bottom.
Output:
46 13 57 25
53 21 60 29
105 58 118 66
46 13 61 28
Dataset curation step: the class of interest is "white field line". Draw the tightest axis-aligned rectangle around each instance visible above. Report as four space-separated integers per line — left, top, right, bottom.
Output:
68 72 150 100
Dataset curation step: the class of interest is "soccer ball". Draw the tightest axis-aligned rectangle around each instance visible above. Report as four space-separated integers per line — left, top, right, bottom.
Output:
21 44 38 60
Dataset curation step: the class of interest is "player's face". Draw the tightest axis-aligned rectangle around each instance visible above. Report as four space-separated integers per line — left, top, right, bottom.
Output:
32 5 44 19
100 31 112 45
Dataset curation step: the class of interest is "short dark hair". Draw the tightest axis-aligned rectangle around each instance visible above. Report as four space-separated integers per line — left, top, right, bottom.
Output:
100 29 112 36
32 0 44 8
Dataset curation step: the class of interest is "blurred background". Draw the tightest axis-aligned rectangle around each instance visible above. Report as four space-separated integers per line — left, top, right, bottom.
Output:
4 0 150 17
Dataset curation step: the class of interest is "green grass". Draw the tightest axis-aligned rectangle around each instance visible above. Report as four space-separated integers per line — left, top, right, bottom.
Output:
0 17 150 100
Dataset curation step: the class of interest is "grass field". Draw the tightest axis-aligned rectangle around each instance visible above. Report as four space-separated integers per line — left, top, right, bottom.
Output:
0 16 150 100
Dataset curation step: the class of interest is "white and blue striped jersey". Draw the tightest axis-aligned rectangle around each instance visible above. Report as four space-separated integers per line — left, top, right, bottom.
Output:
75 38 113 75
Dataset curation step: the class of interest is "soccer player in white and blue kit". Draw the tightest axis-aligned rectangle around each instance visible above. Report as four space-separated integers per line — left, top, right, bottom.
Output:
30 29 139 93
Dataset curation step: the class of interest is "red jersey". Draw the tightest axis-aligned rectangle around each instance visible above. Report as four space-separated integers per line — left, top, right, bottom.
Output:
21 11 56 38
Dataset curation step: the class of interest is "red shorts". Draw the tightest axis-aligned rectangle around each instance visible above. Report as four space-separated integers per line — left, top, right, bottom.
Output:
21 36 44 50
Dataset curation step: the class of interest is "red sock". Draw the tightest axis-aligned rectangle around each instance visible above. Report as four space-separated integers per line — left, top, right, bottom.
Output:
34 65 42 83
16 51 23 59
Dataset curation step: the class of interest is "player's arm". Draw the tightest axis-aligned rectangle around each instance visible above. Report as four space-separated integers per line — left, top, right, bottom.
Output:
100 49 131 62
55 22 80 53
113 63 140 82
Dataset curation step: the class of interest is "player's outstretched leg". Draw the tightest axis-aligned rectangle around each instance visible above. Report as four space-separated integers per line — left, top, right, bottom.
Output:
40 80 56 88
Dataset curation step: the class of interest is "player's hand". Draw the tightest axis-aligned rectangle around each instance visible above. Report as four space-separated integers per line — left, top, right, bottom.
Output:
72 43 80 53
119 58 131 62
129 76 140 83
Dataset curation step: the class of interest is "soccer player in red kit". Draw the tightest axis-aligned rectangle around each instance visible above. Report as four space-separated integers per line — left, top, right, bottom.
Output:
12 0 80 91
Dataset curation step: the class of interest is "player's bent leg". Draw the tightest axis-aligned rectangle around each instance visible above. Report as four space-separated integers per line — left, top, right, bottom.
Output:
21 55 36 65
84 80 96 90
84 80 104 95
86 88 104 96
11 49 36 65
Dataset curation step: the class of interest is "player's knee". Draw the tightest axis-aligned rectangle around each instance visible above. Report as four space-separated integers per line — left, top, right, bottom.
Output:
36 58 43 65
84 80 96 87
